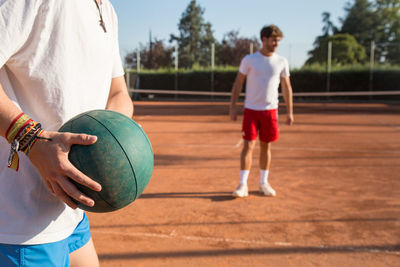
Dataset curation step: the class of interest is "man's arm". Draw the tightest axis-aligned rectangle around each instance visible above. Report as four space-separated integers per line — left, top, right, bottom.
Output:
0 84 21 136
280 76 294 125
27 76 132 208
28 76 133 208
0 82 101 209
229 72 246 121
106 76 133 118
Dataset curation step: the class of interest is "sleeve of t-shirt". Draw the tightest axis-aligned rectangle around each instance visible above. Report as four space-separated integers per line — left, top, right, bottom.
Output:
0 68 21 109
112 42 124 78
110 7 125 78
0 0 40 67
238 56 250 75
280 57 290 77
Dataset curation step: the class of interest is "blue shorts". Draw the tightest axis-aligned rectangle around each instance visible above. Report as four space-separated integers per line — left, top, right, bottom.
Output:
0 213 91 267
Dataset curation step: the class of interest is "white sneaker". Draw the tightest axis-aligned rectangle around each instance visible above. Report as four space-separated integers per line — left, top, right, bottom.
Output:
232 184 248 198
259 183 276 196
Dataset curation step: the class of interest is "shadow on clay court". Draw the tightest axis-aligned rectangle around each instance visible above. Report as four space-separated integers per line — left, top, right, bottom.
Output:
140 192 236 202
154 154 236 166
134 102 400 116
135 103 231 116
91 217 399 229
291 103 400 115
98 244 400 260
155 154 400 168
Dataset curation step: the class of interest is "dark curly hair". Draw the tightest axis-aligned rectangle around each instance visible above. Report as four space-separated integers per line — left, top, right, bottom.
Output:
260 25 283 41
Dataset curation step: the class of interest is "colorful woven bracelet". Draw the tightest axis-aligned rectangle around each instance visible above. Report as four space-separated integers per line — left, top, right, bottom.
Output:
6 113 52 171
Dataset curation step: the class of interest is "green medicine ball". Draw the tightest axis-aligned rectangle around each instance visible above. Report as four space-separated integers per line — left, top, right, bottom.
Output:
59 110 153 212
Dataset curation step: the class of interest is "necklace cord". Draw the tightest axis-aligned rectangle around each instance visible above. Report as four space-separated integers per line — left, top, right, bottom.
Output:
94 0 107 33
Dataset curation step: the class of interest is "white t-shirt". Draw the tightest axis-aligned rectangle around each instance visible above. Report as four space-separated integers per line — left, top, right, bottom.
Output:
0 0 124 245
239 51 290 110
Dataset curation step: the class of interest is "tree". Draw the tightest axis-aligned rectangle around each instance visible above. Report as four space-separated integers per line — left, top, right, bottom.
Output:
307 0 400 65
125 39 174 69
306 12 365 66
339 0 400 63
306 34 367 65
322 12 339 36
170 0 215 68
374 0 400 63
216 30 260 66
340 0 379 57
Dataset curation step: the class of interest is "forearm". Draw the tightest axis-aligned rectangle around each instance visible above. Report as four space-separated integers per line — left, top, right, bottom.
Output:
106 89 134 118
230 73 245 106
106 76 134 118
1 82 102 207
229 72 245 121
230 83 242 106
282 86 293 115
0 83 22 139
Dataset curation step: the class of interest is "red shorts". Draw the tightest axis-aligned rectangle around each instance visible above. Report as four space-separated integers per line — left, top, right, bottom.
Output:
242 108 279 143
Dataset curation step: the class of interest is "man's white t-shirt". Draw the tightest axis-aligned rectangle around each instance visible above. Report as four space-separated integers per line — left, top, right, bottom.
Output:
0 0 124 244
239 51 290 110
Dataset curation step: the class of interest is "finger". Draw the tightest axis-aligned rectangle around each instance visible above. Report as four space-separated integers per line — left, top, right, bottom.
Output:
58 177 95 207
44 179 55 194
64 161 102 192
67 133 97 146
52 182 78 209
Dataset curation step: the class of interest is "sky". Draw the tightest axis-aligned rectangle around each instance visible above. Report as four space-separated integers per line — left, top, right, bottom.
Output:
110 0 351 68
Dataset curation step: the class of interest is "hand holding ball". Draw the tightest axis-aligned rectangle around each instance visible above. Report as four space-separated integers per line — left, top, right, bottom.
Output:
59 110 153 212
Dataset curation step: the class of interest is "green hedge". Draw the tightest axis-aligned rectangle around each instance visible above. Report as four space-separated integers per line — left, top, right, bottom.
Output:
126 69 400 101
127 70 238 92
127 69 400 92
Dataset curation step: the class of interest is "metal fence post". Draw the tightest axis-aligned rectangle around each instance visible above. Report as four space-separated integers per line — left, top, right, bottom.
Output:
174 44 178 100
134 46 141 100
126 69 130 89
136 46 140 74
369 40 375 95
211 43 215 100
326 41 332 94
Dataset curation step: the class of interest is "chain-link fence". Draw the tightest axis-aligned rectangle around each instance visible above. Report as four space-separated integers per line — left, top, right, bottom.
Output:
125 40 400 102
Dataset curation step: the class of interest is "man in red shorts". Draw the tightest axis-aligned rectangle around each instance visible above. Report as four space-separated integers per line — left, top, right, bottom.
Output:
229 24 294 197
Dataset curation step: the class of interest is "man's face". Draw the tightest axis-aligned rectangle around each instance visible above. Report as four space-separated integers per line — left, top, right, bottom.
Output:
263 36 281 53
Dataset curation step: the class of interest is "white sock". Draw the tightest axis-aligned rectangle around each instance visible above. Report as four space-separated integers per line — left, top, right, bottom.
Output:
260 169 269 184
240 170 250 185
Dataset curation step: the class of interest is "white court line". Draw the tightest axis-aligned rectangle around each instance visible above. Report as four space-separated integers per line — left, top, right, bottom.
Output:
380 123 400 131
374 120 400 131
92 229 288 246
272 146 400 154
92 229 400 255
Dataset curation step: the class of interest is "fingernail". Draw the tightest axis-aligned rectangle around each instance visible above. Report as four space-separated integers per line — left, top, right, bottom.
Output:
89 135 97 142
88 200 95 207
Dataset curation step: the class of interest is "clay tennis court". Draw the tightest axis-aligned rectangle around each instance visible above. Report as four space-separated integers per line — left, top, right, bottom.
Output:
88 101 400 266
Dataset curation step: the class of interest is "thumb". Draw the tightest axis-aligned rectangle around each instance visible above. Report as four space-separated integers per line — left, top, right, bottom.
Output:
68 133 97 145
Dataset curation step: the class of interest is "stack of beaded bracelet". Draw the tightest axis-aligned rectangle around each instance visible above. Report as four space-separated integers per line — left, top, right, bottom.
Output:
5 113 52 171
